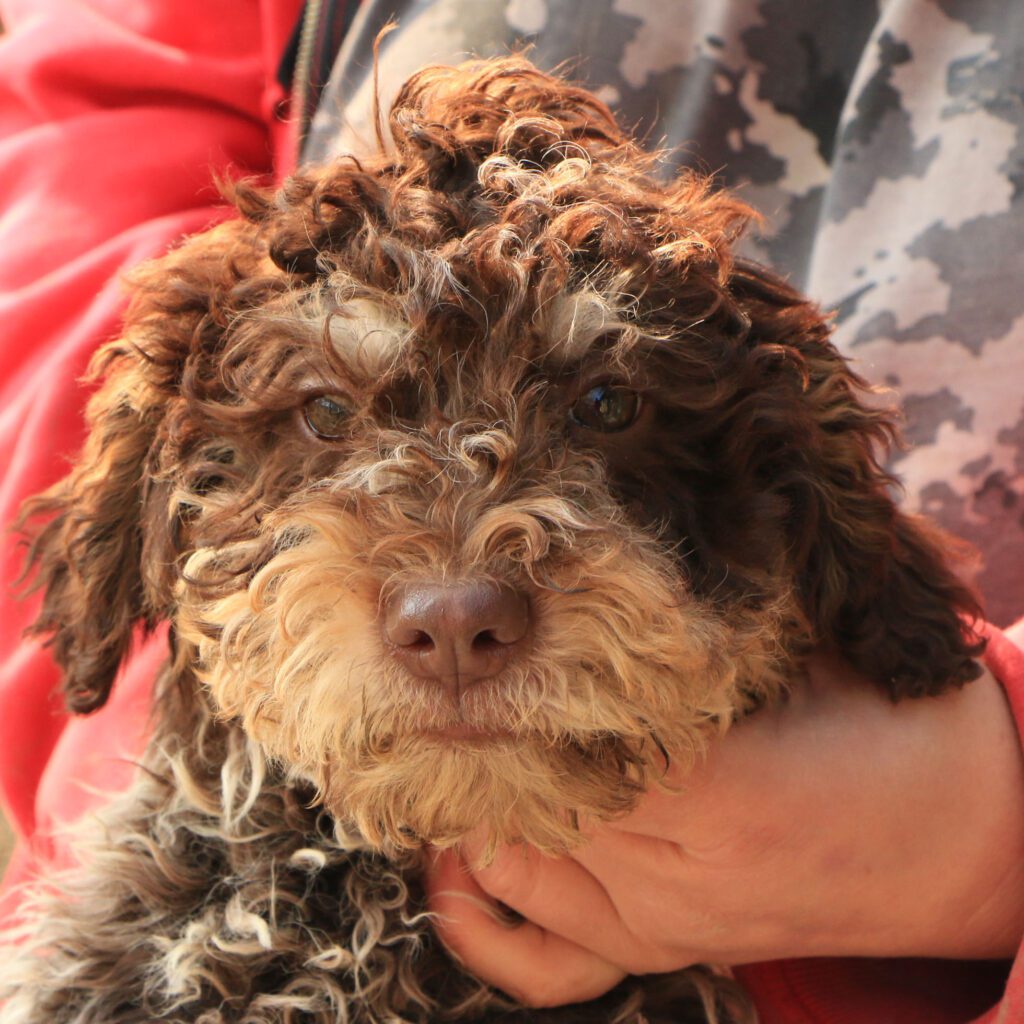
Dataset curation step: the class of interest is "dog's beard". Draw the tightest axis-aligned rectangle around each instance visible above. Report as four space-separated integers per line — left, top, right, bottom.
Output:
332 736 652 854
178 497 786 852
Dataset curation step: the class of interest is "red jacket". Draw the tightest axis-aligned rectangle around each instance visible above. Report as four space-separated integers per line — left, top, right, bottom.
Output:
0 3 1021 1021
0 0 300 852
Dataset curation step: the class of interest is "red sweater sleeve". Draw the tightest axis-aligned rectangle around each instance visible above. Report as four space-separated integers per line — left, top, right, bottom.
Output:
975 626 1024 1024
0 0 299 867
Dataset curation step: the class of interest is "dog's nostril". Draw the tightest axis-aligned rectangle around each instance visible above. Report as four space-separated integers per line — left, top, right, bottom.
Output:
472 629 501 651
407 630 434 649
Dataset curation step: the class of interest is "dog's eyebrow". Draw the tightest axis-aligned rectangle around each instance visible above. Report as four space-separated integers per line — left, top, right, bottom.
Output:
540 290 628 366
254 290 409 381
326 298 409 376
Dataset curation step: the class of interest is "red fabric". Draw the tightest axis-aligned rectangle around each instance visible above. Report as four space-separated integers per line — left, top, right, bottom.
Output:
2 4 1024 1021
0 0 301 857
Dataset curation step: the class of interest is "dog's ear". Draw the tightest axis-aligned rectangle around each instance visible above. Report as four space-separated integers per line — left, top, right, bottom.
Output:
17 215 270 714
17 349 173 714
730 260 985 697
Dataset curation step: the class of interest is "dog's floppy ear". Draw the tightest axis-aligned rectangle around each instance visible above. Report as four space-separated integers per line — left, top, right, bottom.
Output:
730 260 985 698
17 215 270 714
17 349 171 714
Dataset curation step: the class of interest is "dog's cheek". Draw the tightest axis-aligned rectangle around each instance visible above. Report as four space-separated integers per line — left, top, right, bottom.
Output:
529 542 779 749
175 535 384 764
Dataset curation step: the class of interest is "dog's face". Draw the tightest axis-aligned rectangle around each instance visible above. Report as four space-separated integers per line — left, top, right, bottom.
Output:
170 274 760 851
21 58 982 851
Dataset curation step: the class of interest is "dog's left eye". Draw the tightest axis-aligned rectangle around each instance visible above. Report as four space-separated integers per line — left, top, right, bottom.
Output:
569 385 641 433
303 394 352 439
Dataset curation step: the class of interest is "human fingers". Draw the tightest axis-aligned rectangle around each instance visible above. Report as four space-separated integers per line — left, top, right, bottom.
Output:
424 847 627 1007
459 834 693 974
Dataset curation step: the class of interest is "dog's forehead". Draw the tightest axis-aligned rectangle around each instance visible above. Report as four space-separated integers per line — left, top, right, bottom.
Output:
319 288 633 375
271 257 643 387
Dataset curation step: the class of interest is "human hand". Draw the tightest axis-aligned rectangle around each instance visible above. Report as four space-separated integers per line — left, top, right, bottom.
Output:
425 649 1024 1008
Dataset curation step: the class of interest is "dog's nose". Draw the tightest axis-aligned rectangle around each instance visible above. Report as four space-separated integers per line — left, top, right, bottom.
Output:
382 581 530 692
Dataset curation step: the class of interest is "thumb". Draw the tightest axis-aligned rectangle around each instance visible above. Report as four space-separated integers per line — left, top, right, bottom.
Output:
424 846 626 1008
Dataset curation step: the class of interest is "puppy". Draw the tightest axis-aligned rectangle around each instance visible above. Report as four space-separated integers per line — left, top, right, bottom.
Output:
1 57 983 1024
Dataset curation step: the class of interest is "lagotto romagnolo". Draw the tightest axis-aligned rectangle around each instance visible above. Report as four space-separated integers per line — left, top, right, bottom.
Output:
2 56 984 1024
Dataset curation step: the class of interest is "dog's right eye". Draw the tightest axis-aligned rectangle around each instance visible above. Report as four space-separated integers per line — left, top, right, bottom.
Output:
302 394 352 439
569 384 642 433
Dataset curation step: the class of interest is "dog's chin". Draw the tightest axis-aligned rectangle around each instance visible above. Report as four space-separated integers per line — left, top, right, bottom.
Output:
321 727 651 855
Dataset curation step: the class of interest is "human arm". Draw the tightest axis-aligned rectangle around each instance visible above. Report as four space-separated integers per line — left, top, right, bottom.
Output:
425 642 1024 1008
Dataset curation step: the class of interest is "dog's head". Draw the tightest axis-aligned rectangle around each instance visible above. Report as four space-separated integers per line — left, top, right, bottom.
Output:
20 58 983 851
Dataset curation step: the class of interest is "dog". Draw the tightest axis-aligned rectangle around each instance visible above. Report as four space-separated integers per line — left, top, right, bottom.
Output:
0 56 984 1024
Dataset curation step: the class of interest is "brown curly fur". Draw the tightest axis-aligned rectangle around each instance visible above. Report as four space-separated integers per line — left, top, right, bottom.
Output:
2 56 984 1024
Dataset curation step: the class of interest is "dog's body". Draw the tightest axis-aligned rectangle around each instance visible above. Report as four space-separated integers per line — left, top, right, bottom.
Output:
0 58 984 1024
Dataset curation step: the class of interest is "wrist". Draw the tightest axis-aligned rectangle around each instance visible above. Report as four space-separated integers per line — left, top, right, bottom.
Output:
870 666 1024 960
736 657 1024 963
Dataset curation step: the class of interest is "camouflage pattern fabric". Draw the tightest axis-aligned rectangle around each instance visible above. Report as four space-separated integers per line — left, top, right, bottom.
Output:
304 0 1024 627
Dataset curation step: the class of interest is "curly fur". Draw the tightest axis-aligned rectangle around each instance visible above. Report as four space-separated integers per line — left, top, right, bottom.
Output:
2 56 984 1024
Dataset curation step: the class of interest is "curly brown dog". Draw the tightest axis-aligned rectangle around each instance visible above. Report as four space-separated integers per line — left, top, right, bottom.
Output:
1 56 983 1024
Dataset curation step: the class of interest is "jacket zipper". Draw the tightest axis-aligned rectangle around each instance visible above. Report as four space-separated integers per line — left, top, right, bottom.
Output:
291 0 326 161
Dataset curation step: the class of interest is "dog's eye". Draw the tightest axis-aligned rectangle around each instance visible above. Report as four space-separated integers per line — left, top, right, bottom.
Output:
303 394 352 439
569 385 641 433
